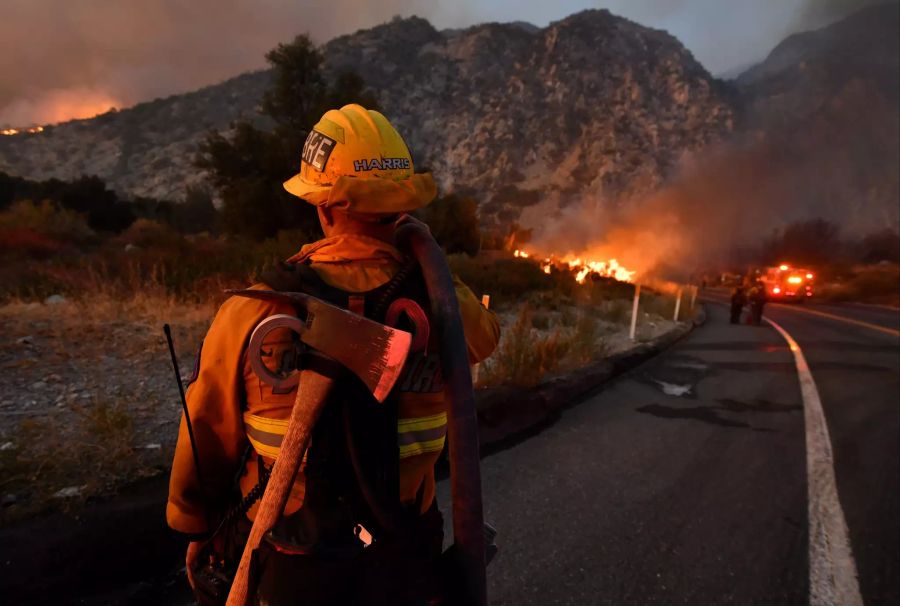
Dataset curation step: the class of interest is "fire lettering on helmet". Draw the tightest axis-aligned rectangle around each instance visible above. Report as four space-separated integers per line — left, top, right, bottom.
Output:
353 158 411 172
302 130 336 172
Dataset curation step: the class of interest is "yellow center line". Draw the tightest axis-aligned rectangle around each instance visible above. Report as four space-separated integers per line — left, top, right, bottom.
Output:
772 304 900 338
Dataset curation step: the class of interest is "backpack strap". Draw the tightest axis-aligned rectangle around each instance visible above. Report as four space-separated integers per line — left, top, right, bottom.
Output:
259 259 422 320
258 261 348 307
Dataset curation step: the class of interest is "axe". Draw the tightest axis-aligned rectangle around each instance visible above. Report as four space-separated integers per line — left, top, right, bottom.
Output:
224 289 412 606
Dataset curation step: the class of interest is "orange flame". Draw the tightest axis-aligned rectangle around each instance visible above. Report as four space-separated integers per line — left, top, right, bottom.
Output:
1 126 43 136
514 249 636 283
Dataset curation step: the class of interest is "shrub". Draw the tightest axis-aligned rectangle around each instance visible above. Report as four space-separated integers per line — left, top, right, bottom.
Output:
569 312 606 363
0 199 93 242
593 299 631 324
416 193 481 256
643 293 677 320
587 277 635 304
817 263 900 305
449 255 577 302
481 305 571 387
0 397 146 520
59 175 135 232
531 312 551 330
858 229 900 264
118 218 186 250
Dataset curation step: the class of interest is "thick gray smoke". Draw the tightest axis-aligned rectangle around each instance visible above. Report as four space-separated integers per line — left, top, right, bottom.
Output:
528 140 801 280
797 0 892 24
526 0 900 281
530 102 899 280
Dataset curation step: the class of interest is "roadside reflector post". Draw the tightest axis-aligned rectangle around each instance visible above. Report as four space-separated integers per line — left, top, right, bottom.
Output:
690 285 698 310
472 294 491 385
674 288 683 322
629 284 641 341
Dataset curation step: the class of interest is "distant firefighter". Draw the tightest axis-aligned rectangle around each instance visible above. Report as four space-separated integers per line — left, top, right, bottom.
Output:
730 285 747 324
749 282 767 325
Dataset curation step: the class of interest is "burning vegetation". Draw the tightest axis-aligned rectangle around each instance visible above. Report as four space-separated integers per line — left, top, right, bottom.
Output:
514 250 637 284
1 126 44 136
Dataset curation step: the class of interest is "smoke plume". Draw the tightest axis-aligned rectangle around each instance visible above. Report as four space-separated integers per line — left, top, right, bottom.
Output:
531 115 899 281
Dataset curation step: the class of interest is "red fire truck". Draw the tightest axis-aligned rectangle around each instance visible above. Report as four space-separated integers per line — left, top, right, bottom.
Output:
760 264 814 302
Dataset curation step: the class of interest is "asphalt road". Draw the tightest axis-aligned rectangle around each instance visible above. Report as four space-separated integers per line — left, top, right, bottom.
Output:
43 298 897 605
436 300 899 605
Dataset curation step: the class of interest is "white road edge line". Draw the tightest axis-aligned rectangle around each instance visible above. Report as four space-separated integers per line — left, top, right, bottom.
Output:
765 316 863 606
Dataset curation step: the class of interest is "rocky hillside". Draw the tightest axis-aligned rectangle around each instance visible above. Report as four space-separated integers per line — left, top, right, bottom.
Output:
323 13 732 228
738 3 899 112
734 2 899 232
0 10 732 229
0 71 271 200
3 6 896 234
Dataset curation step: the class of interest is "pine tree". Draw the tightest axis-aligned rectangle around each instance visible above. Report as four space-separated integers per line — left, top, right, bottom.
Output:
196 35 378 240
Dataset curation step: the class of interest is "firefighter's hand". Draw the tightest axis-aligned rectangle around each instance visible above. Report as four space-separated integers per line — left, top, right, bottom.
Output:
185 540 203 589
394 213 431 233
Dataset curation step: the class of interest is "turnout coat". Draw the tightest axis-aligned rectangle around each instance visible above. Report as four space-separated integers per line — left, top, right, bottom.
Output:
166 234 500 538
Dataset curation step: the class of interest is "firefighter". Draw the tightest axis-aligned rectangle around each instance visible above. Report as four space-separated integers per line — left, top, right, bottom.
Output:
729 284 746 324
749 281 767 326
166 104 500 605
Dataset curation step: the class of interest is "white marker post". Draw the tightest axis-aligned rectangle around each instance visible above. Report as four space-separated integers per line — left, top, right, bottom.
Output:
690 285 698 311
673 288 683 322
629 284 641 341
472 294 491 385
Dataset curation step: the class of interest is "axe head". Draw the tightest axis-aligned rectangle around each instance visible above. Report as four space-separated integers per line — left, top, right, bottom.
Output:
229 289 412 402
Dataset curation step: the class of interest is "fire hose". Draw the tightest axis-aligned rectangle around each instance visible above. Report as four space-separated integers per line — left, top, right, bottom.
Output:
395 219 489 606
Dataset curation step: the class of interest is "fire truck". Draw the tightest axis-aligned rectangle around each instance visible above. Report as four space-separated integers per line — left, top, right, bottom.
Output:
760 264 814 302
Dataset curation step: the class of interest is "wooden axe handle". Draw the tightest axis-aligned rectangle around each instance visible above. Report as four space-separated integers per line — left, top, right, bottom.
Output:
226 367 335 606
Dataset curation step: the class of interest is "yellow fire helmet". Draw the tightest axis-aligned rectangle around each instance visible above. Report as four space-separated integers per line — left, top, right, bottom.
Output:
283 103 436 214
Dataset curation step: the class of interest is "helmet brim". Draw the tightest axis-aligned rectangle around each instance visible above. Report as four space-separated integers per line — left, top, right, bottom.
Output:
284 172 436 212
283 174 332 201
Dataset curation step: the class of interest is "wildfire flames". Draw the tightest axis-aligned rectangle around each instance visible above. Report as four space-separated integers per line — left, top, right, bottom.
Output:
514 250 637 284
1 126 43 136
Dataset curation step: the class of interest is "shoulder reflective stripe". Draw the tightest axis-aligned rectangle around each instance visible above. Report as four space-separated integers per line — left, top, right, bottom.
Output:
398 436 446 459
397 412 447 432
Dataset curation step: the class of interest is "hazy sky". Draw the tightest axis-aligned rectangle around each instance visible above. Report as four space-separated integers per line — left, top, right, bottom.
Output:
0 0 885 126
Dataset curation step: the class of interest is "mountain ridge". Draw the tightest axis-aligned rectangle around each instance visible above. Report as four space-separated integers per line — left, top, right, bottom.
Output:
1 5 896 234
0 9 732 229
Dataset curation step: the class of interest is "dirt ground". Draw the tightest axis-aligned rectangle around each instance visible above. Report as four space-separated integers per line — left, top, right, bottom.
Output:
0 290 694 604
0 292 689 522
0 294 214 520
